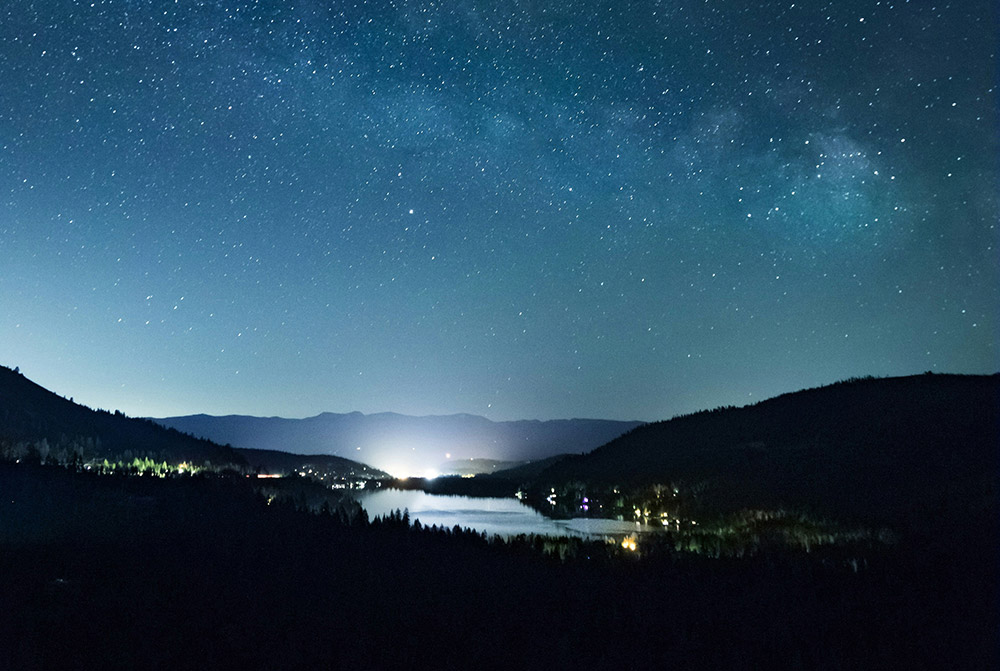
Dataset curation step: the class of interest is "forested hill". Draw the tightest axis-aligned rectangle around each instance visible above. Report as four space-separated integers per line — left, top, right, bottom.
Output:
534 373 1000 526
0 365 246 469
236 447 388 479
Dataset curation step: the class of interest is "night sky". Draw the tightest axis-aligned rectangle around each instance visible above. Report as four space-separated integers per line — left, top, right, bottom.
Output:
2 0 996 422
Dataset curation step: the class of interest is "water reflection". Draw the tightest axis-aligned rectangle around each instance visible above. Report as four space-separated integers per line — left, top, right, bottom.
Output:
356 488 658 540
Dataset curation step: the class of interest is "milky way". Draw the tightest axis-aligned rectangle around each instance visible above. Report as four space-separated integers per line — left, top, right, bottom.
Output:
1 0 996 420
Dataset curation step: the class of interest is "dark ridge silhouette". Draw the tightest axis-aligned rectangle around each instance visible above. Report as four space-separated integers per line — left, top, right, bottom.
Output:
439 457 527 475
489 453 572 480
236 446 389 479
532 373 1000 528
0 365 246 469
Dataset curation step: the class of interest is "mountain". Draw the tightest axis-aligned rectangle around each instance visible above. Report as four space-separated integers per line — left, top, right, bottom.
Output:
151 412 644 476
531 373 1000 528
0 365 246 469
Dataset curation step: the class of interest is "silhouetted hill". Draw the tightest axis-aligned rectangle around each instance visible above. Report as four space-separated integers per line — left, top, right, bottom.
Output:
488 454 572 480
439 458 526 476
534 373 1000 529
236 447 388 479
0 366 246 469
152 411 643 476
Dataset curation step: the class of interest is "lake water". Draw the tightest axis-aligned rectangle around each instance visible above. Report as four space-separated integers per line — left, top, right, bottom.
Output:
356 488 658 540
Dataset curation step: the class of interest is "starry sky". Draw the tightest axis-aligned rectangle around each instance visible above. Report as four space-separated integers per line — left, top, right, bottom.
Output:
1 0 997 422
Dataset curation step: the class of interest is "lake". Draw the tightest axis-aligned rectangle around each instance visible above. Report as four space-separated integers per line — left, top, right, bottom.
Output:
356 488 658 540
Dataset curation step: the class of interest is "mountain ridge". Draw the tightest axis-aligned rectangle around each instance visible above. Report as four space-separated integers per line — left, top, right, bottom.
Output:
152 411 645 476
169 409 644 424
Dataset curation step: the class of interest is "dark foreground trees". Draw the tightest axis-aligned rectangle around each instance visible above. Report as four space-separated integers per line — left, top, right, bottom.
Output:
0 463 995 670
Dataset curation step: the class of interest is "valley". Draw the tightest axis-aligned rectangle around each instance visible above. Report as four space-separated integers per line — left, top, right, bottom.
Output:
1 365 997 669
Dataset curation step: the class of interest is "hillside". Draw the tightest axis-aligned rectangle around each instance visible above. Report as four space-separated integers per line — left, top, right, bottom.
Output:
236 447 388 480
152 411 643 476
0 366 246 469
439 458 527 476
532 373 1000 529
489 454 572 480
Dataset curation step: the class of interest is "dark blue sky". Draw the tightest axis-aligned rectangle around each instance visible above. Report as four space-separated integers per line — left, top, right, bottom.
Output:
2 0 996 421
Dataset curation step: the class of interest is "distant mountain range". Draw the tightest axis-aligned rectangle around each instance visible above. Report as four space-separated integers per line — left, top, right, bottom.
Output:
151 412 645 476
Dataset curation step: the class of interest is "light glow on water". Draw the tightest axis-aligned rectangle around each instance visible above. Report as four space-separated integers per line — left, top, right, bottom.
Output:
357 489 658 540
